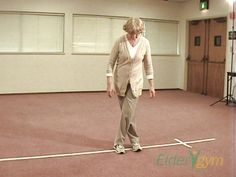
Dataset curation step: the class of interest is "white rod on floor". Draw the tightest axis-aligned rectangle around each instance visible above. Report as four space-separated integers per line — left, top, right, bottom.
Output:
174 138 192 148
0 137 216 162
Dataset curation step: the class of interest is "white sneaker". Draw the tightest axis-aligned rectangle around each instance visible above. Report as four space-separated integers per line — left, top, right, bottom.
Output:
132 143 142 152
113 144 125 154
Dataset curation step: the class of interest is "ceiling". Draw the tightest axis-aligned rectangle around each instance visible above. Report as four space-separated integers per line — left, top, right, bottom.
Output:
163 0 192 2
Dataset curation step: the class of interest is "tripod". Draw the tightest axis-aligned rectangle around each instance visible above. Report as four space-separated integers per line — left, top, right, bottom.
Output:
210 2 236 106
210 72 236 106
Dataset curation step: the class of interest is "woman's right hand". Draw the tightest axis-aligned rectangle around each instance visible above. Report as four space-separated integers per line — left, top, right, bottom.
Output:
107 76 115 98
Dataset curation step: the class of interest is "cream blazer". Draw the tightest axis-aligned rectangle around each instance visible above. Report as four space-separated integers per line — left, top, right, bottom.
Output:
106 35 154 97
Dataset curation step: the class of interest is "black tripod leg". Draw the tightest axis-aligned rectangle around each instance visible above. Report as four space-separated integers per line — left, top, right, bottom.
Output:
210 96 227 106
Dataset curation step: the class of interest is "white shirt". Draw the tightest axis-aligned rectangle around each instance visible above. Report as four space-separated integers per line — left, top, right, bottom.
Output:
126 37 141 59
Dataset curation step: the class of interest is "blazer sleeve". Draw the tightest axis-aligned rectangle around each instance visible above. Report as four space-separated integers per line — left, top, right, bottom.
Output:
106 39 120 76
143 39 154 79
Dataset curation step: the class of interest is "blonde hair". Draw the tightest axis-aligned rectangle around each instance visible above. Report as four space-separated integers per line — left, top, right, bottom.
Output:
123 17 145 34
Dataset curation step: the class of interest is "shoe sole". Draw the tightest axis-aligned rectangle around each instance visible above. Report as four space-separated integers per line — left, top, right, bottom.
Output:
132 148 142 152
113 147 125 154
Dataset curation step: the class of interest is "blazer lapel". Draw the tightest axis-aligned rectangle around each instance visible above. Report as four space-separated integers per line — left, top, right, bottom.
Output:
124 35 132 61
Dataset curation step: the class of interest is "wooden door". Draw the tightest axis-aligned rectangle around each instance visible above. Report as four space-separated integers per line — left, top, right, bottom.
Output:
206 18 226 98
187 20 207 94
187 18 226 98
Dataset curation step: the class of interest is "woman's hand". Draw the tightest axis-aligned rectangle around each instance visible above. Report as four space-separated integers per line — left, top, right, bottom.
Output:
107 76 116 98
148 79 155 98
149 87 156 98
107 84 116 98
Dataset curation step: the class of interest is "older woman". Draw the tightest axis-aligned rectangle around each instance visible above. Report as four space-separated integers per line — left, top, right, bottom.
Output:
106 17 155 154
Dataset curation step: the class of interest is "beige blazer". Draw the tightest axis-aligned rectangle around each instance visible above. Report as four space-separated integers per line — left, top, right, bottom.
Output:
107 35 154 97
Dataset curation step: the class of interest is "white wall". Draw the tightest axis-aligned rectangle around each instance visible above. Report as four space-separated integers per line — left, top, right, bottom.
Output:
0 0 182 94
0 0 233 94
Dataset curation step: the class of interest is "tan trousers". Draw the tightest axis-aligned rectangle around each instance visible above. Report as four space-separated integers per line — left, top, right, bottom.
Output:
114 84 140 146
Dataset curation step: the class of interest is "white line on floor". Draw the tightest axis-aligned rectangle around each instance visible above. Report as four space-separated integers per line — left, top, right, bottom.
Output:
174 138 192 148
0 137 215 162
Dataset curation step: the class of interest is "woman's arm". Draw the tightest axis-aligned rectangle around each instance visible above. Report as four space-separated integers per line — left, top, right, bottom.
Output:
106 39 119 98
144 40 156 98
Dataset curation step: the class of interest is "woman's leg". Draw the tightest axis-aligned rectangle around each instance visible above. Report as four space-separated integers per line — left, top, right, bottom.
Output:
114 85 139 146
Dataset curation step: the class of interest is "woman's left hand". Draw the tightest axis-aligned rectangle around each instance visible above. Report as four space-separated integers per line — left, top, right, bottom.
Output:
149 87 156 98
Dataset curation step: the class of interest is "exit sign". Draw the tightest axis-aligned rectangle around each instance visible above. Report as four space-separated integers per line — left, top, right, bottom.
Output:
200 0 209 10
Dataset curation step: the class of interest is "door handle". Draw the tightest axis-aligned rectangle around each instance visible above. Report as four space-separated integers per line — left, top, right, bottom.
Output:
201 56 206 62
186 55 191 61
201 55 209 62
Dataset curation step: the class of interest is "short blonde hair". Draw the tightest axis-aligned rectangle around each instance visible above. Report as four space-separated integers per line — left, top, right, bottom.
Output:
123 17 145 34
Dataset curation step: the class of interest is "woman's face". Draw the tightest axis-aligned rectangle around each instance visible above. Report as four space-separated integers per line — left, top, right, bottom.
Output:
128 31 140 40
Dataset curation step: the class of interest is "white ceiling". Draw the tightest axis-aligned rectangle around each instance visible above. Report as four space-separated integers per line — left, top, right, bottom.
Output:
164 0 192 2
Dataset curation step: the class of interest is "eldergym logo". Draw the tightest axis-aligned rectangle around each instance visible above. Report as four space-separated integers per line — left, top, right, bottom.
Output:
156 150 224 169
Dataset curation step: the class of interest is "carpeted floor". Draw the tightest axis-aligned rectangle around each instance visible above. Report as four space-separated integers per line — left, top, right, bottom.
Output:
0 90 234 177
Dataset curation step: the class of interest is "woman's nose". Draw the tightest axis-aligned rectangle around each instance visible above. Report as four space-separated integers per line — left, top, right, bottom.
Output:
132 34 138 39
